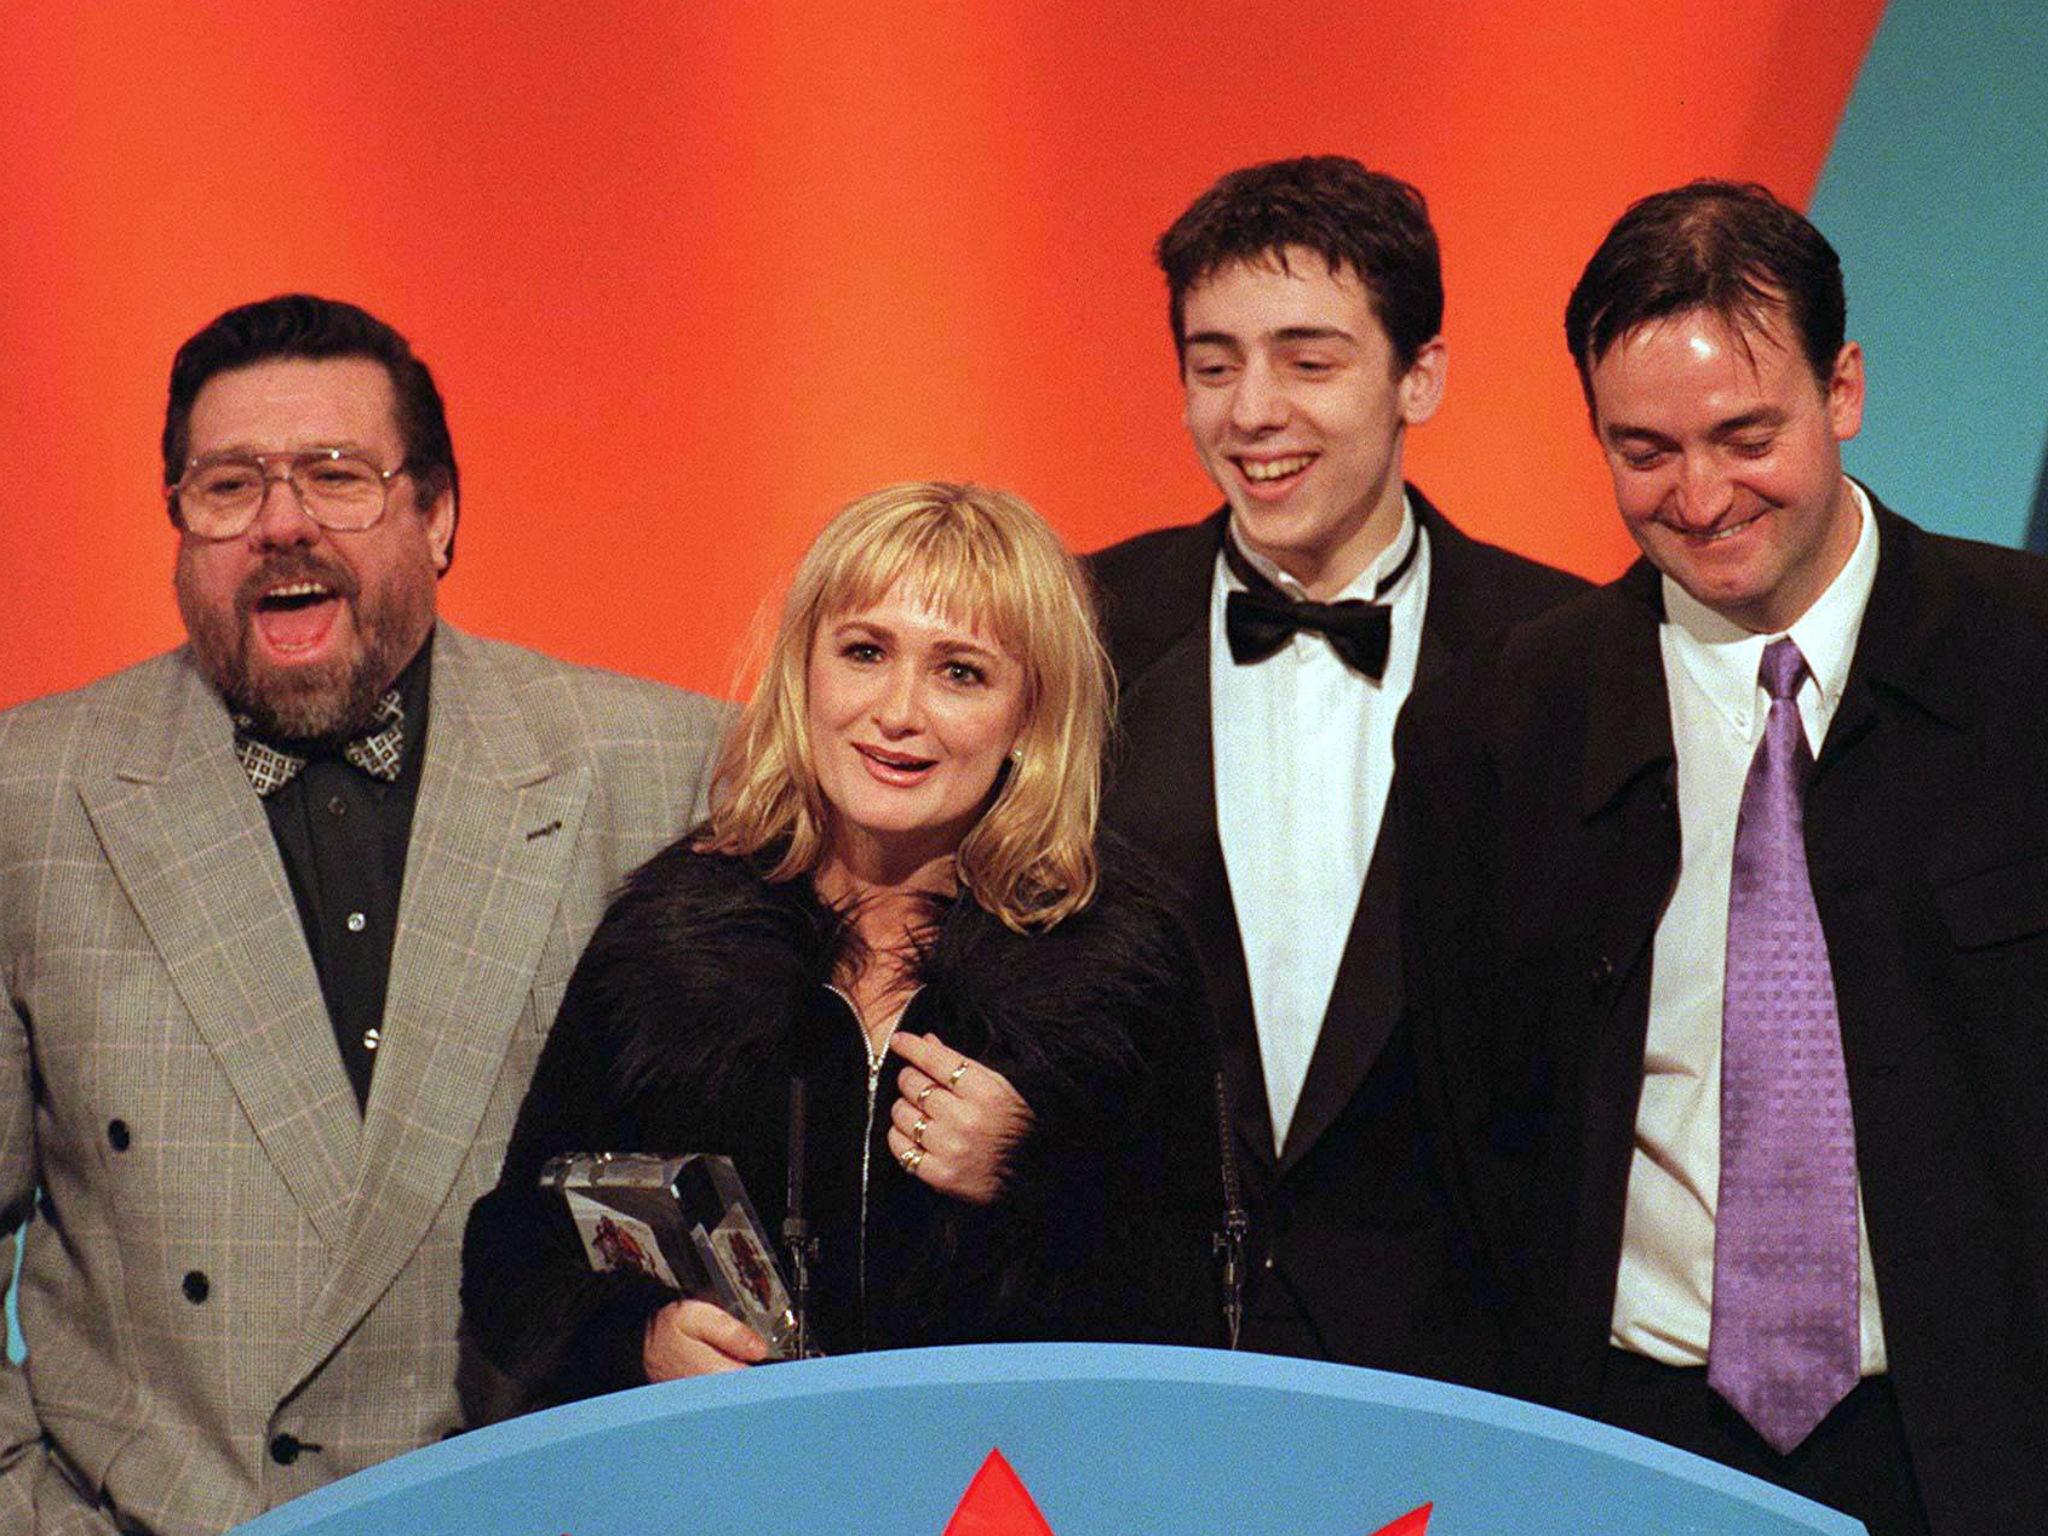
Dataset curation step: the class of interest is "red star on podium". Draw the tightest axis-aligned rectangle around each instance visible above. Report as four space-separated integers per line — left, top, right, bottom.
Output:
941 1448 1433 1535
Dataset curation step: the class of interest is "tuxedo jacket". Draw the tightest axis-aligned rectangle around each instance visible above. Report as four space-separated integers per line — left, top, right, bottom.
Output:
1397 501 2048 1532
1087 489 1584 1372
0 624 724 1535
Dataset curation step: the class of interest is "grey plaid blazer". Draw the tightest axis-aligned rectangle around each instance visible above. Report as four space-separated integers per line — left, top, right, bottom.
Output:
0 624 726 1534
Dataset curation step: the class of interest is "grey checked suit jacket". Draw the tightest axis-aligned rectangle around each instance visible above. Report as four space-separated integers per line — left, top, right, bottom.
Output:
0 624 725 1534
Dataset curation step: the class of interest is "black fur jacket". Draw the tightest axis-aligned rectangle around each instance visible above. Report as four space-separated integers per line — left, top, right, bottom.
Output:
462 840 1225 1407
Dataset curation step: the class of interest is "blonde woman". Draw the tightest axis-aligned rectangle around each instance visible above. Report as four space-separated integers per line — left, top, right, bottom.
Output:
463 483 1223 1403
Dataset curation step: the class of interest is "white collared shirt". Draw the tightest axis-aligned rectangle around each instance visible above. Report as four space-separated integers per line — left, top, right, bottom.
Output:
1612 480 1890 1373
1210 500 1430 1154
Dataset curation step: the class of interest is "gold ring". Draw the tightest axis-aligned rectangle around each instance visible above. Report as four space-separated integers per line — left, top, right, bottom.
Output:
900 1146 925 1174
912 1115 929 1147
916 1083 935 1110
948 1062 968 1088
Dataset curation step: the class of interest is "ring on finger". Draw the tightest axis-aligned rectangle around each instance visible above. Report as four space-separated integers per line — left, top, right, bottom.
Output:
917 1082 935 1111
900 1146 925 1174
947 1061 968 1088
912 1114 929 1147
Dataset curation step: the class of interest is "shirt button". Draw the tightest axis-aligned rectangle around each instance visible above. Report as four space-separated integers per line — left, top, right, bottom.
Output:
363 1027 382 1052
182 1270 209 1304
327 796 347 818
346 911 367 933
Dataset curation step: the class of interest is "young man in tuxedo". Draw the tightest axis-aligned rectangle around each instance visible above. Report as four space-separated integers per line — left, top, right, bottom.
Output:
1089 156 1582 1371
1399 181 2048 1534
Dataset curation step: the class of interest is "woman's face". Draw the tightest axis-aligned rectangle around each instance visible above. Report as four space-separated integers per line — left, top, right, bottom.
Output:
807 580 1028 886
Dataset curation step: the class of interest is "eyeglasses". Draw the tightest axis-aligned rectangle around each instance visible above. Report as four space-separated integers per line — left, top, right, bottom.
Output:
167 449 411 539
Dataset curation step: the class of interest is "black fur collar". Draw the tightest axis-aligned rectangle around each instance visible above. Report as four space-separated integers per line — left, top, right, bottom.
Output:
572 840 1183 1123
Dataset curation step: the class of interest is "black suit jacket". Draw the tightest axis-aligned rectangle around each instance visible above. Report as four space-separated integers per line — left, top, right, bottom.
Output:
1087 487 1585 1372
1398 499 2048 1532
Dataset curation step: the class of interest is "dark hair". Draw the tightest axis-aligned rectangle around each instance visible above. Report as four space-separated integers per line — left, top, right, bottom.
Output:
1565 180 1846 400
162 294 462 566
1156 156 1443 372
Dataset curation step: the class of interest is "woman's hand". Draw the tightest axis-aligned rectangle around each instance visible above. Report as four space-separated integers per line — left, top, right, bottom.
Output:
643 1298 769 1380
887 1031 1033 1207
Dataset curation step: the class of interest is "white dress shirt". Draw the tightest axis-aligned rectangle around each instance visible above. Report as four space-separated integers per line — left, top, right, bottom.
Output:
1211 499 1430 1154
1612 480 1889 1373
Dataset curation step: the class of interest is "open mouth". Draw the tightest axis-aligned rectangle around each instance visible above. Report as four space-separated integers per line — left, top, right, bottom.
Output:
1234 452 1315 494
854 743 938 785
251 580 345 657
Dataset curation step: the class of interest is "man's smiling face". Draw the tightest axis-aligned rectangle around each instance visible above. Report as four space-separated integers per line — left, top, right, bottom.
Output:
1179 248 1443 600
1589 305 1863 634
173 356 453 740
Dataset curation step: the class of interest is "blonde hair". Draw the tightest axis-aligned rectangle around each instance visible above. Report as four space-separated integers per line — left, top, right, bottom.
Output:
701 482 1110 931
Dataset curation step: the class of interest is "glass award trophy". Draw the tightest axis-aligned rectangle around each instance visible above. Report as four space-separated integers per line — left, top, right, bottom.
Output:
540 1151 803 1360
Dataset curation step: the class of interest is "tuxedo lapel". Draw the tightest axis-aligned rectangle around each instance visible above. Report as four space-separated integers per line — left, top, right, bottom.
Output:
1104 535 1278 1173
1278 494 1469 1171
288 628 592 1389
78 655 362 1250
1278 833 1399 1170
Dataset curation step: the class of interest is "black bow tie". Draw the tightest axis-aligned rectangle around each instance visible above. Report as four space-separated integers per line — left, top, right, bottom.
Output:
1226 588 1394 677
1221 530 1418 679
232 690 406 797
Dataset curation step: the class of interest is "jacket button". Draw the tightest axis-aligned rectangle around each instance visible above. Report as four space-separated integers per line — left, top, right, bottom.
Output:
1590 955 1615 987
269 1434 303 1466
182 1270 209 1304
107 1119 131 1151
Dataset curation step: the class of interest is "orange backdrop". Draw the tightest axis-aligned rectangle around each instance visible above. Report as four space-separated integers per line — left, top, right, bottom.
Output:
0 1 1883 707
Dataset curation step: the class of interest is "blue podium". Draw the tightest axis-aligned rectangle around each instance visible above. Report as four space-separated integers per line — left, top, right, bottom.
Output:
234 1345 1862 1534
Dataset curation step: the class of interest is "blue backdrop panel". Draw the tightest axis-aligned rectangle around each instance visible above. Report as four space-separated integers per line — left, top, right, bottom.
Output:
231 1345 1860 1535
1812 0 2048 550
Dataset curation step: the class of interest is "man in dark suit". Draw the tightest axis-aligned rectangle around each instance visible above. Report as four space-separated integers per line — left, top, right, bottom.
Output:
1089 156 1583 1371
1399 181 2048 1534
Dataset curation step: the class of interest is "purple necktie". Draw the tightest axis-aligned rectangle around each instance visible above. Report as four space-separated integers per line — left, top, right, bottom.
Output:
1708 638 1861 1455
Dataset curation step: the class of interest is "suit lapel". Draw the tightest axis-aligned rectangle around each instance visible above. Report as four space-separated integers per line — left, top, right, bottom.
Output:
1579 564 1679 988
78 654 362 1250
288 627 593 1388
1278 492 1467 1171
1806 502 1969 1081
1818 500 1971 778
1278 832 1399 1170
1410 490 1490 689
1103 523 1279 1173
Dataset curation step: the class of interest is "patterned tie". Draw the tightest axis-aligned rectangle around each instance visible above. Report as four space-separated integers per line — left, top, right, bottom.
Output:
232 690 405 797
1708 638 1861 1454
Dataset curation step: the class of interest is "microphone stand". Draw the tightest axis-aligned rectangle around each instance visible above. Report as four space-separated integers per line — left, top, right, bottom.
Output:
784 1076 820 1358
1215 1070 1249 1350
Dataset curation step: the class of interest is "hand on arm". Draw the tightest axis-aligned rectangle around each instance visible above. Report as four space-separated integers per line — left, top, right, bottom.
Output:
886 1032 1033 1207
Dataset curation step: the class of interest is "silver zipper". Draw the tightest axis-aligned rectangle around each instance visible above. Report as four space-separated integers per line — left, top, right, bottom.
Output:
825 983 920 1334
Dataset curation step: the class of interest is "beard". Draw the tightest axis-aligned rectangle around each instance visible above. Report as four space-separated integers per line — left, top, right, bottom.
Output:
177 547 434 743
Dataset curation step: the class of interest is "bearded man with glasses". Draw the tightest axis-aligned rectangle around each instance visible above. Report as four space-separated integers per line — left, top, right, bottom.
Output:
0 294 724 1533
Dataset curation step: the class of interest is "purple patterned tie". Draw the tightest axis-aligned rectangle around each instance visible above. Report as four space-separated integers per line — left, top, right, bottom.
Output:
1707 638 1861 1454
